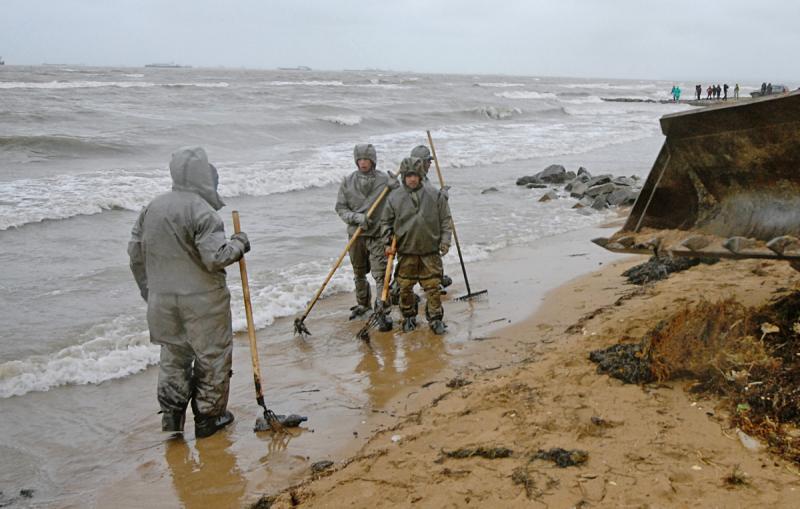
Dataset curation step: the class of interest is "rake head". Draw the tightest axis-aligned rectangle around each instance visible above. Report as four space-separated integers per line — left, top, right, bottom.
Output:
294 317 311 336
455 289 488 301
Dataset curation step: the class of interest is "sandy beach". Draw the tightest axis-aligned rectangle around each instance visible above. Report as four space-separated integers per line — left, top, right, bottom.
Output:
252 255 800 508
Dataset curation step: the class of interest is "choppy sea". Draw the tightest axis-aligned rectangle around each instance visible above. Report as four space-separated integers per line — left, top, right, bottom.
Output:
0 66 709 398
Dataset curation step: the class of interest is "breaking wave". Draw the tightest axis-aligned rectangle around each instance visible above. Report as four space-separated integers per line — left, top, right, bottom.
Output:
319 114 363 126
493 91 557 100
472 105 524 120
0 81 229 89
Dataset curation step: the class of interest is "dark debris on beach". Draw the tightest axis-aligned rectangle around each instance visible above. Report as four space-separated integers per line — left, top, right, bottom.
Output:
590 292 800 466
622 255 719 285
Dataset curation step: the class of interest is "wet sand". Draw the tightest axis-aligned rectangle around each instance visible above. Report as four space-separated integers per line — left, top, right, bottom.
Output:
257 257 800 508
0 225 623 508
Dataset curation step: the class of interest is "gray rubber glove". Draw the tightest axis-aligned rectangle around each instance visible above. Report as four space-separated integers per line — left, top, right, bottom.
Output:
231 232 251 253
387 171 401 190
353 213 371 229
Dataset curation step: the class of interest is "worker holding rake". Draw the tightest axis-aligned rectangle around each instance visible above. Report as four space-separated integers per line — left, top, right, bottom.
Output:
382 157 452 334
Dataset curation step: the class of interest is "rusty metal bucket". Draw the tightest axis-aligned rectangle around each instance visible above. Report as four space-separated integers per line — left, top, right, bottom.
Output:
594 90 800 260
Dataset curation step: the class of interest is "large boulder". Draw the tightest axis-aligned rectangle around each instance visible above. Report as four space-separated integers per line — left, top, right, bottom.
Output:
569 182 589 198
538 164 568 183
584 182 616 197
606 188 639 206
586 174 613 187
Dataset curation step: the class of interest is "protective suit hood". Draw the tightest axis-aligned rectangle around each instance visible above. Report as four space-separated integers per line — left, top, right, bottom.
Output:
353 144 377 170
400 157 424 190
410 145 432 162
170 146 225 210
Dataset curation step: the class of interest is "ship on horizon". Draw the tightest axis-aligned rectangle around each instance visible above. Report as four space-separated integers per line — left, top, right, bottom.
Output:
0 56 4 65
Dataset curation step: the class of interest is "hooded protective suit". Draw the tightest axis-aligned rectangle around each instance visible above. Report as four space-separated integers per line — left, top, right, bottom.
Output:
128 146 248 433
381 157 452 322
335 144 396 311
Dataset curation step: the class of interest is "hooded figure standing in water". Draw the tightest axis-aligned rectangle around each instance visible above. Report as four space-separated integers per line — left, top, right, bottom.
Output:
128 146 250 439
382 157 452 335
335 144 396 328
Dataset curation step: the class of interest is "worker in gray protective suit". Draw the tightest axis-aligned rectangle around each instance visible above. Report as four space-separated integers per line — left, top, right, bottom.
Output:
128 146 250 439
406 145 453 289
382 157 452 335
335 144 397 328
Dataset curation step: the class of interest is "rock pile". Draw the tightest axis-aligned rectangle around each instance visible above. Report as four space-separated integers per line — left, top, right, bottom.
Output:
516 164 642 211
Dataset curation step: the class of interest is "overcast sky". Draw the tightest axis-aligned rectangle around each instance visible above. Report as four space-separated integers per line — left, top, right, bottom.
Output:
2 0 797 83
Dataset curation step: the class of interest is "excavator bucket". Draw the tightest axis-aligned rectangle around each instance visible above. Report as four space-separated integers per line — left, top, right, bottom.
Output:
594 91 800 261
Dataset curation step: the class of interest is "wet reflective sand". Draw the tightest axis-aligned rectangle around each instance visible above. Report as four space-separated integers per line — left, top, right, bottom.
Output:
2 226 621 508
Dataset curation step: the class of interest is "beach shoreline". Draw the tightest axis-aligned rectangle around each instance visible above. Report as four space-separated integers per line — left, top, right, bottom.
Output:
252 256 800 508
73 224 623 508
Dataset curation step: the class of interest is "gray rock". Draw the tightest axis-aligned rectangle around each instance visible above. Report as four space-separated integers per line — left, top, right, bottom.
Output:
569 182 589 198
516 175 539 186
481 187 499 194
607 188 639 206
591 196 609 210
564 171 577 181
526 183 547 189
539 190 559 202
576 207 594 216
584 182 616 197
537 164 568 183
577 166 591 177
586 174 613 187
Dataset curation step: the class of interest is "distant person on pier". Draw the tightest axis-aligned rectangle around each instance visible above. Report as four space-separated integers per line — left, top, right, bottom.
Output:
767 83 773 95
723 83 729 100
734 83 739 99
695 84 702 100
706 85 712 100
761 82 767 95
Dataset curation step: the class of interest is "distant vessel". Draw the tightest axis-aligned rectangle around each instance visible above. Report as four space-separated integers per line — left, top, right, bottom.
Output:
145 62 190 68
0 56 4 65
278 66 312 71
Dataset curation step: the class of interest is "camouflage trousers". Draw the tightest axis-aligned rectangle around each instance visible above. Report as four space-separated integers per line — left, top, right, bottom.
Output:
396 253 444 320
148 287 233 417
348 235 388 307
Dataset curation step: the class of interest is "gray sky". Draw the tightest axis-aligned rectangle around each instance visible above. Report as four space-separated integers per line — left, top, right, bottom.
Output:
2 0 797 83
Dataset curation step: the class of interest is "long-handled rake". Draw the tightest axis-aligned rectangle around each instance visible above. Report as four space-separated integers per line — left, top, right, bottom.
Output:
357 236 397 341
233 211 306 432
294 186 391 336
426 131 488 301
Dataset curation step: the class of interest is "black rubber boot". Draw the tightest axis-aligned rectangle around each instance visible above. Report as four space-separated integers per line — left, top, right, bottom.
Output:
402 317 417 332
349 305 371 320
195 410 235 439
377 313 393 332
161 410 186 434
441 275 453 288
430 319 447 335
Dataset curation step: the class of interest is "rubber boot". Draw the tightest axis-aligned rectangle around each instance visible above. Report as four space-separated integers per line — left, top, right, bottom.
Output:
349 304 371 320
402 316 417 332
430 319 447 335
195 410 235 439
161 410 186 434
377 313 393 332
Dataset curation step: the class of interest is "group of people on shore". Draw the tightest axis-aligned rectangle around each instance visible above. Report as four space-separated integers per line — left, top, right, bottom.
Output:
127 144 453 438
695 83 739 101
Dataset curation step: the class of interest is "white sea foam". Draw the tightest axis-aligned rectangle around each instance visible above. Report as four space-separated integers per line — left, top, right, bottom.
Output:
0 316 157 398
493 91 557 100
473 105 524 120
319 114 363 126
